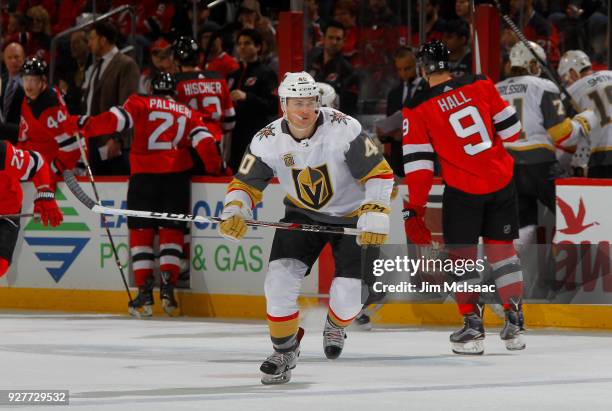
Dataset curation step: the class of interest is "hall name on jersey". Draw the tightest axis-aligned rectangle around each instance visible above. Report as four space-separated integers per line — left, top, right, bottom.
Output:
496 83 528 95
587 73 612 87
182 81 222 96
437 91 472 112
149 98 192 118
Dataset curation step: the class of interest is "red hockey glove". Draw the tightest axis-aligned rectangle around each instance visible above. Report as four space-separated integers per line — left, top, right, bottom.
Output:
403 205 431 245
34 190 63 227
64 115 82 137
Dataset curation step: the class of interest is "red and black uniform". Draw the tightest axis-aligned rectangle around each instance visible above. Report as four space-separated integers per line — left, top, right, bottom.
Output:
74 94 221 287
17 87 80 189
204 52 240 80
174 70 236 141
402 74 524 314
0 140 62 275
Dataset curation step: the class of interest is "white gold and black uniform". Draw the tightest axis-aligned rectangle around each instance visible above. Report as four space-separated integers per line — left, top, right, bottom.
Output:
224 107 394 350
496 75 583 227
566 70 612 177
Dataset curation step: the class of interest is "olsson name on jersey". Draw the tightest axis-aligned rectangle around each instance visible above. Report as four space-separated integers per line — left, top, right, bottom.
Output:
497 84 528 95
148 98 193 118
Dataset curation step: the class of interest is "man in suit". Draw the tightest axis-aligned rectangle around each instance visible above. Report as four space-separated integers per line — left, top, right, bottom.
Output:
0 43 26 144
381 47 427 176
83 20 139 175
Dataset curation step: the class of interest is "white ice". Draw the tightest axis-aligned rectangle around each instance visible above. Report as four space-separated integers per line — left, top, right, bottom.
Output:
1 308 612 411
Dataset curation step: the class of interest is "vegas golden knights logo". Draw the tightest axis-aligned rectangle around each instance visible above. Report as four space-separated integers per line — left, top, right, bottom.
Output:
291 164 333 209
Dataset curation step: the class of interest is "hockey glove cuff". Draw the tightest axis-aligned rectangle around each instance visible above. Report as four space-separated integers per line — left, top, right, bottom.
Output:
573 109 597 136
34 190 63 227
219 200 251 241
356 203 390 246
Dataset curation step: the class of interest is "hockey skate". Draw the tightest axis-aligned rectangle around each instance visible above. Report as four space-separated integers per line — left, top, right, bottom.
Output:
450 309 485 355
500 305 526 351
160 271 178 316
260 327 304 385
128 278 154 317
323 318 347 360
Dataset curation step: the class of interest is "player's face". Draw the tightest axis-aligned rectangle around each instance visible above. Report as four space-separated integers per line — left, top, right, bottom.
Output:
395 55 416 82
286 97 319 129
22 75 46 99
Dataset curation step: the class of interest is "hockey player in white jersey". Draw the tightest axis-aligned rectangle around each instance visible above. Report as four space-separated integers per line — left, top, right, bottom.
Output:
558 50 612 178
496 41 597 248
218 72 394 384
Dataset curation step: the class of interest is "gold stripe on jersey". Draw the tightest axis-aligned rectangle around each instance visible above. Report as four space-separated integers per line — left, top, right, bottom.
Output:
358 159 393 184
227 178 263 206
547 118 574 144
591 146 612 153
506 143 555 152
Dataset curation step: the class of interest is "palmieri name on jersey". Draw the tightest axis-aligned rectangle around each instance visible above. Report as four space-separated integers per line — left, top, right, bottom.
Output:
436 91 472 112
182 81 223 96
148 98 192 118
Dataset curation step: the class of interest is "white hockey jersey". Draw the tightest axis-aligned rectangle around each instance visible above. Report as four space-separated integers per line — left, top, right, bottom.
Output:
567 70 612 166
496 75 575 164
225 107 393 224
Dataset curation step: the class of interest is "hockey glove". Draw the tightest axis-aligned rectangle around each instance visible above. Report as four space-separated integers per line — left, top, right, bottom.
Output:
356 203 390 246
403 205 431 245
34 190 63 227
218 200 252 241
573 109 598 136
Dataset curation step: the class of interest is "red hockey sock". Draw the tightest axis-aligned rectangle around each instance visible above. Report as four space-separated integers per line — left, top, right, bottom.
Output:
129 229 155 287
0 257 9 278
159 228 183 284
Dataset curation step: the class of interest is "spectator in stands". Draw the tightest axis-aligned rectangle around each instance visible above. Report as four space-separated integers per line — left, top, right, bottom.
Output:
57 30 91 115
413 0 446 43
361 0 400 28
510 0 560 67
333 0 359 65
455 0 471 24
52 0 86 34
443 19 472 78
305 0 324 52
25 6 51 62
227 28 278 171
237 0 276 71
4 12 29 46
16 0 57 28
307 20 358 115
0 42 25 144
379 47 427 176
83 20 139 175
199 22 239 79
139 38 176 94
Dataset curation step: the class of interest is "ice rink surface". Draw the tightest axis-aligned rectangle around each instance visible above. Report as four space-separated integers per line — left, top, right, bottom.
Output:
2 308 612 411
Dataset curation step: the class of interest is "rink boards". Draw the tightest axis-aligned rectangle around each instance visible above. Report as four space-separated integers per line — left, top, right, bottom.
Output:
1 176 612 329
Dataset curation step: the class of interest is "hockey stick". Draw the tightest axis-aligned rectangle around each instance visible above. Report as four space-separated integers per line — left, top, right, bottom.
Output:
0 213 39 219
62 170 361 236
73 135 134 304
490 0 581 111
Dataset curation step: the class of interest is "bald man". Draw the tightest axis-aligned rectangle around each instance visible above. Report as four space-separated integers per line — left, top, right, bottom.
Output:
0 42 26 143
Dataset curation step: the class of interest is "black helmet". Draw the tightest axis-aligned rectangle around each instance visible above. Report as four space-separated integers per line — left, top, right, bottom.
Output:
22 57 47 77
173 36 200 66
417 40 450 74
151 71 176 95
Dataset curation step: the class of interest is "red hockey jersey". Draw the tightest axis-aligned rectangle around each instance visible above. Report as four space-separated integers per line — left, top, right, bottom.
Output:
402 75 522 206
17 88 80 180
174 70 236 140
0 141 52 214
76 94 221 175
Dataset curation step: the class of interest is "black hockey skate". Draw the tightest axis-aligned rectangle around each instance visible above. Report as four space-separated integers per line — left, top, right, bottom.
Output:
128 278 154 317
323 317 347 360
160 271 178 315
450 306 485 355
260 327 304 385
500 305 526 351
